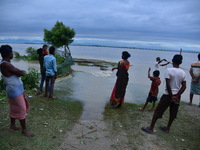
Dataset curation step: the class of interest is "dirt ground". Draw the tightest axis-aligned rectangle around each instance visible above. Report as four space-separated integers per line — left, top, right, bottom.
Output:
58 103 200 150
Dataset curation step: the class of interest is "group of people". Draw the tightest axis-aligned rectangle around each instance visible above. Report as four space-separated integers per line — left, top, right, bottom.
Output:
37 44 57 98
110 51 200 134
0 44 199 137
0 44 58 137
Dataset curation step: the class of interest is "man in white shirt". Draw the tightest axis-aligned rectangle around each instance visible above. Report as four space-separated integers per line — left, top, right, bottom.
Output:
142 54 186 134
155 57 169 70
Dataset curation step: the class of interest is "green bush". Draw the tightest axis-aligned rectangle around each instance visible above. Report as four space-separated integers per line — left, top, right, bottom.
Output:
0 68 39 99
21 68 40 90
13 51 21 58
25 47 38 60
55 51 65 64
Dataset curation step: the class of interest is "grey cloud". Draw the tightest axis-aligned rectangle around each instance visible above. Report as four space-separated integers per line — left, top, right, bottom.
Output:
0 0 199 50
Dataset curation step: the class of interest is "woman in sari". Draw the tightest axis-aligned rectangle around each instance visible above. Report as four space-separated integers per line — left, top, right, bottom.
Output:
110 51 131 108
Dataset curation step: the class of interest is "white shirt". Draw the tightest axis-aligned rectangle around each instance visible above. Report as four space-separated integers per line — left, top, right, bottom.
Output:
155 62 160 70
164 67 186 95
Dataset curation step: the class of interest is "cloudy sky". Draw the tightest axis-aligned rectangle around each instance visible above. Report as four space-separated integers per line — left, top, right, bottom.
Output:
0 0 200 51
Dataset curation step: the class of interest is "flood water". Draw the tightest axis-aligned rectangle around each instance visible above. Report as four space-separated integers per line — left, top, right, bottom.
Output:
1 43 199 119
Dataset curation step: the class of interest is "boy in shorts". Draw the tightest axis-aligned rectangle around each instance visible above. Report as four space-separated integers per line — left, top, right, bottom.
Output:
138 67 161 112
142 54 186 134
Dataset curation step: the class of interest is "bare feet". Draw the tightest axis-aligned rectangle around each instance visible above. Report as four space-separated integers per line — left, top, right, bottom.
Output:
159 126 170 134
148 108 155 112
141 127 153 134
22 130 35 137
138 108 145 111
186 102 192 106
9 125 21 132
49 96 56 99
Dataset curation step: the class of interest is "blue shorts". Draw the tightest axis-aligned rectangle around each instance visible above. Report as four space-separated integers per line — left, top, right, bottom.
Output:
146 93 157 103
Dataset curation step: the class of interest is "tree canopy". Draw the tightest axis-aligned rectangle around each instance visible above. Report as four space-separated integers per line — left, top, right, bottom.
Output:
43 21 76 57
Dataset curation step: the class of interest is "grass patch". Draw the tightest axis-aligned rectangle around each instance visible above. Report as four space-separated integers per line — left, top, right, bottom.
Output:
104 102 200 150
0 94 83 150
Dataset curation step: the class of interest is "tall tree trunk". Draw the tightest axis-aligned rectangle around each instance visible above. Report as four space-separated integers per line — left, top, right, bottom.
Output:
67 45 71 56
64 45 67 57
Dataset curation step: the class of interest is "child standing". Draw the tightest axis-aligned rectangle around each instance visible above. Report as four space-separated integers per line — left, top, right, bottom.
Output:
138 67 161 112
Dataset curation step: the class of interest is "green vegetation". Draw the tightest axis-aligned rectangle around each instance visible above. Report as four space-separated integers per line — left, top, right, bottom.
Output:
104 103 200 150
0 94 83 150
13 47 38 61
13 47 72 76
44 21 76 58
14 47 65 63
21 68 40 90
0 69 40 101
25 47 38 60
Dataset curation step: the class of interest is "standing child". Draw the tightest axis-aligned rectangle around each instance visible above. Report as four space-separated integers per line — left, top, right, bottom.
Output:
138 67 161 112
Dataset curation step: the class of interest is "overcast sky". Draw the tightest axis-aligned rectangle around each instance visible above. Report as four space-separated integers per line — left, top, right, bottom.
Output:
0 0 200 50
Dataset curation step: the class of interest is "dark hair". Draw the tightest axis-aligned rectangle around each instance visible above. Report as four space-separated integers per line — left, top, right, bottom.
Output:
49 46 55 54
156 57 160 61
153 70 160 77
43 44 48 49
122 51 131 59
198 53 200 60
0 45 12 58
37 48 43 55
172 54 183 65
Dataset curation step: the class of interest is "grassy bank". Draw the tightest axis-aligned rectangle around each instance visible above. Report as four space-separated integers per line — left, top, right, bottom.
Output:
104 103 200 150
0 93 83 150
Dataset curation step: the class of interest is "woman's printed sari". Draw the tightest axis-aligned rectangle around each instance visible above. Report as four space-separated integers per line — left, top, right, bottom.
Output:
110 60 130 107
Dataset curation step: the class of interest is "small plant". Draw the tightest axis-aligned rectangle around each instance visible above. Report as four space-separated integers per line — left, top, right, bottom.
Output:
55 51 65 64
21 68 40 90
13 51 21 58
25 47 38 60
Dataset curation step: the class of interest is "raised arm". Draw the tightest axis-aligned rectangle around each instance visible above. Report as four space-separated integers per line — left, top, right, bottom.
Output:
148 67 151 78
160 59 170 66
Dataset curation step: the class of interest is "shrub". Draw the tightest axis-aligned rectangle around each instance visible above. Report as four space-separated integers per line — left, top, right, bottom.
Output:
21 68 40 90
13 51 21 58
25 47 38 60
